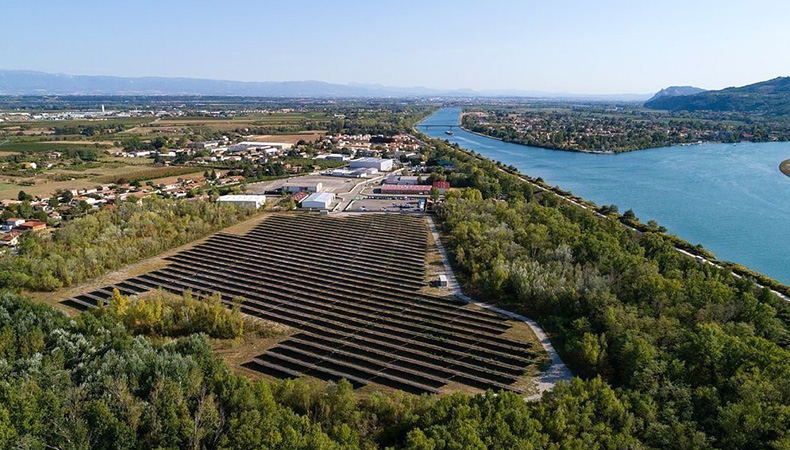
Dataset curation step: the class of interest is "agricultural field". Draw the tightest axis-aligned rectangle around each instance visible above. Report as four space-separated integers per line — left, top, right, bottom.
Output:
61 213 542 395
147 112 333 134
0 161 205 199
0 117 152 138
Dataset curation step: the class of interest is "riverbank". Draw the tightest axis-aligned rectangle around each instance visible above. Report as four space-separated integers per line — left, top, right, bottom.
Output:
780 158 790 177
418 107 790 295
457 112 614 154
459 125 615 155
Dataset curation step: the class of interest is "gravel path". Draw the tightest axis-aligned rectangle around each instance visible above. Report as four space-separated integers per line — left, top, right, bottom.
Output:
425 216 573 400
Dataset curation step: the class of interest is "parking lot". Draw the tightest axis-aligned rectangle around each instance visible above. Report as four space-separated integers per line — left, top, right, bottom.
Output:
350 197 425 213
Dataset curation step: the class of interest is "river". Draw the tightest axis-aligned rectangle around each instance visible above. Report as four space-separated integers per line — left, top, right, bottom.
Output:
417 107 790 284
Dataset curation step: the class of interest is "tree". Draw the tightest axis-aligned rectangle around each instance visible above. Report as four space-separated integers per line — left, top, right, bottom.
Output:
17 190 32 202
429 187 440 203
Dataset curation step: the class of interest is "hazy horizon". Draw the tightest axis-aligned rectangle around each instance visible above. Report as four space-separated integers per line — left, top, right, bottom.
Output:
2 0 789 94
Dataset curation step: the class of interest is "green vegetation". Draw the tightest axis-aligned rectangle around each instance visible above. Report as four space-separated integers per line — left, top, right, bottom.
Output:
645 77 790 115
2 101 789 449
463 107 790 152
0 141 111 153
97 288 274 340
93 165 203 184
0 293 343 449
0 198 258 291
426 138 790 448
0 291 700 449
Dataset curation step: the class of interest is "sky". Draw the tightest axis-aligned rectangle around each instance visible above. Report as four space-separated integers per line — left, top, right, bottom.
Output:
2 0 789 94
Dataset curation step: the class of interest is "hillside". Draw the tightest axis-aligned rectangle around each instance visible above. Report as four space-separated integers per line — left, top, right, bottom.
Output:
646 85 706 102
645 76 790 115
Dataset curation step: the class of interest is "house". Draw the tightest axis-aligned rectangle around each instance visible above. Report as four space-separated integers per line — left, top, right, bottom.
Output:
4 218 25 231
0 232 20 247
17 220 46 232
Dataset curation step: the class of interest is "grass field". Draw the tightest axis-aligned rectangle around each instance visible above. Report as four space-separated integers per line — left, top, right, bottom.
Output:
93 166 204 184
0 162 205 199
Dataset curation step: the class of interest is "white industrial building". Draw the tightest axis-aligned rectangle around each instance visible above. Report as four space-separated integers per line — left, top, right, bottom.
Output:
217 194 267 208
329 167 378 178
229 141 294 152
282 180 323 193
316 153 350 162
349 157 393 172
301 192 335 209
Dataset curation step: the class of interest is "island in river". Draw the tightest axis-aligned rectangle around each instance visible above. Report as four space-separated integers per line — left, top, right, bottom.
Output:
461 106 790 153
420 107 790 285
781 159 790 178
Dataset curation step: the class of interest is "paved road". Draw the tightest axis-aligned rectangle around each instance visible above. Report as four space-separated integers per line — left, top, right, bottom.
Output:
335 168 407 212
425 216 573 400
334 174 385 212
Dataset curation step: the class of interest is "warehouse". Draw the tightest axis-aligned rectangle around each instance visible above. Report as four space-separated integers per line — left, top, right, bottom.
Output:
229 141 293 152
350 157 394 172
282 180 323 193
329 167 378 178
384 175 421 185
217 194 267 208
301 192 335 209
379 184 433 195
316 153 350 162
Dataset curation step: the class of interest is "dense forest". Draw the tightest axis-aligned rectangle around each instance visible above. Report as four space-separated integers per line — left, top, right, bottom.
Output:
0 198 257 291
427 138 790 448
0 292 668 449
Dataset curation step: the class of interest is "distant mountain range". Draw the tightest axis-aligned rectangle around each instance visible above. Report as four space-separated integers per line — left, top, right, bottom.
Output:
0 70 651 100
646 86 707 103
645 77 790 115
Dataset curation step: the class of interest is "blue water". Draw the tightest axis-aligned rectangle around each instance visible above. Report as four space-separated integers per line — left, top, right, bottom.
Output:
418 107 790 284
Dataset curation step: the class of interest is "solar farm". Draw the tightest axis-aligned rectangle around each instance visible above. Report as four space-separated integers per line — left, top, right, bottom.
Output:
63 214 540 395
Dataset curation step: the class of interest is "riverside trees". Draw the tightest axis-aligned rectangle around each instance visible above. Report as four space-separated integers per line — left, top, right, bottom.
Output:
431 139 790 448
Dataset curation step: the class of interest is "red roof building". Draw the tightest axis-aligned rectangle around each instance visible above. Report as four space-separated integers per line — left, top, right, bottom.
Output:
290 191 309 202
17 220 46 231
379 184 433 195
